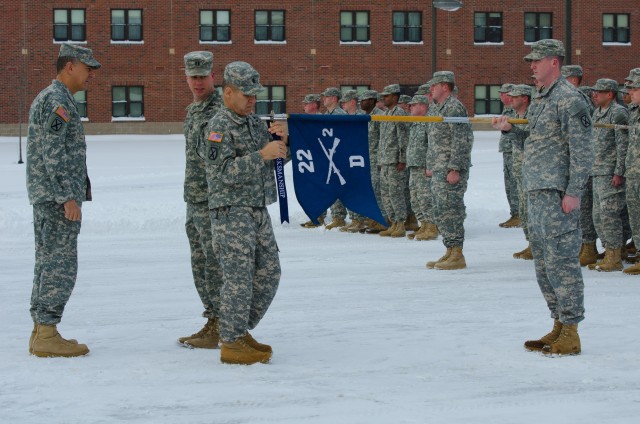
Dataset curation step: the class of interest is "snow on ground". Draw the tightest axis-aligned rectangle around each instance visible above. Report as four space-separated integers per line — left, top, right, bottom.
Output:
1 133 639 424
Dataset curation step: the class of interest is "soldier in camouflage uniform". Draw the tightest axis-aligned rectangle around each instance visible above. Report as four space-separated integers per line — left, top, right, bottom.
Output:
27 44 100 357
562 65 600 266
321 87 348 230
522 40 593 355
398 94 412 113
178 51 224 349
205 61 287 365
378 84 410 238
623 74 640 274
299 94 327 228
497 83 521 228
587 79 629 272
425 71 473 270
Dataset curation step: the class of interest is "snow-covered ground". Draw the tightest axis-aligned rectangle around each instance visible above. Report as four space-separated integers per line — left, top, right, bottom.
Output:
1 133 638 424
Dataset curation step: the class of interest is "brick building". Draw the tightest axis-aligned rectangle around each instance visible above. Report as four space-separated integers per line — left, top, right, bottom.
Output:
1 0 638 134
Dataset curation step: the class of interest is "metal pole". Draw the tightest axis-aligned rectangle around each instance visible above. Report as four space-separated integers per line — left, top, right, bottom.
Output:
565 0 572 64
431 4 437 74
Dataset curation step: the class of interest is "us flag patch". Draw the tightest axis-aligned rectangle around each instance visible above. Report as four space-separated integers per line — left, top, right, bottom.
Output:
55 105 70 122
208 132 223 142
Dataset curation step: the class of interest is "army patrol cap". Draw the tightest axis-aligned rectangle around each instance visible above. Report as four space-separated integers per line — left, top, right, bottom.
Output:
625 75 640 89
321 87 341 97
428 71 455 85
380 84 401 95
524 39 565 61
592 78 618 92
625 68 640 82
358 90 378 101
184 51 213 77
561 65 583 78
339 89 359 103
223 61 264 95
619 86 629 94
303 94 321 103
377 93 384 101
508 84 533 97
58 43 101 69
415 83 431 95
579 86 594 96
408 95 429 105
498 83 515 93
398 94 412 104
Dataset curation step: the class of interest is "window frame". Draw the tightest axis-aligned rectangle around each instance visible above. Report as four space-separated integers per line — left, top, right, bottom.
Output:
603 13 630 44
199 10 231 43
73 90 88 120
524 12 553 43
474 84 503 115
254 10 286 43
392 11 422 43
53 8 86 43
340 11 370 43
255 86 286 116
112 86 145 120
474 12 503 44
111 9 144 43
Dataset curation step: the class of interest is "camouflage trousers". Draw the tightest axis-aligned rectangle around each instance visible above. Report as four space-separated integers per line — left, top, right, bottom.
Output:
330 200 347 220
380 164 408 222
186 202 222 319
409 167 433 223
512 153 529 240
592 176 625 249
431 170 468 248
502 152 519 217
626 178 640 250
580 177 598 243
528 190 585 325
405 170 413 217
371 161 387 221
30 202 81 325
211 206 281 343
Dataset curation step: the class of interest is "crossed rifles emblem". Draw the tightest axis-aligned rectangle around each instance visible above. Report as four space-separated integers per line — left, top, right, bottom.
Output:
318 136 346 186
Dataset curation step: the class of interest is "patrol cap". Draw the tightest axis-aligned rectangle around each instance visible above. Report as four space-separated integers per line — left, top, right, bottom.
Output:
398 94 412 104
380 84 401 95
561 65 583 78
427 71 455 85
508 84 533 97
415 83 431 95
358 89 378 101
524 39 565 62
498 83 514 93
58 43 101 69
184 51 213 77
223 61 264 95
408 95 429 105
619 86 629 94
625 76 640 89
321 87 341 97
625 68 640 82
377 93 383 101
303 94 321 103
592 78 618 92
579 86 594 96
339 89 359 103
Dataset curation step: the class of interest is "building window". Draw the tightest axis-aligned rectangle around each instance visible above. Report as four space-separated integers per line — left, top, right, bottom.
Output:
400 84 421 96
74 91 87 119
393 11 422 43
112 86 144 118
474 12 503 43
53 9 85 42
603 13 630 43
256 86 286 116
340 85 370 95
255 10 285 42
340 11 370 42
200 10 230 42
474 85 502 115
112 9 143 42
524 12 552 42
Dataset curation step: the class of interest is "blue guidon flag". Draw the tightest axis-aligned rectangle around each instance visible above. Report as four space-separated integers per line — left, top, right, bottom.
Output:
287 114 385 226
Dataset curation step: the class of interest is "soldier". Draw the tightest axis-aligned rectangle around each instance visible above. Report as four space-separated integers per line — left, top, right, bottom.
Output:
624 74 640 275
177 51 224 349
425 71 473 270
588 79 629 272
321 87 348 230
620 86 632 106
398 94 412 113
299 94 327 228
497 83 521 228
376 93 387 112
378 84 409 238
358 90 388 234
205 61 287 365
522 40 593 355
27 43 100 357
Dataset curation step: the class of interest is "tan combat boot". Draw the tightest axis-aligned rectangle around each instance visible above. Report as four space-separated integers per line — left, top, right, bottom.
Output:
524 320 562 351
220 337 271 365
426 248 452 269
408 221 427 240
404 214 420 231
623 262 640 275
379 221 397 237
513 243 533 260
244 332 272 353
339 221 354 232
390 221 406 238
325 217 345 230
29 323 78 354
179 318 220 349
366 220 387 234
499 215 521 228
542 323 581 355
347 220 367 233
434 246 466 270
592 248 623 272
301 217 324 228
579 242 599 266
31 325 89 358
416 223 438 241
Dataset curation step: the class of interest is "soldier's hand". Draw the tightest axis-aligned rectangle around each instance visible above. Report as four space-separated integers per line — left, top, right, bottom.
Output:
268 121 289 145
491 116 512 132
561 195 580 214
259 140 287 160
447 169 460 185
612 175 624 187
63 200 82 221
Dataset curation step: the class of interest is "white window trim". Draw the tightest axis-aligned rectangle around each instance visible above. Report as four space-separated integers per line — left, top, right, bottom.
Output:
111 116 146 122
110 40 145 45
602 42 631 46
474 42 505 46
254 40 287 44
80 117 89 122
200 40 232 45
392 41 424 45
53 40 87 45
340 41 372 45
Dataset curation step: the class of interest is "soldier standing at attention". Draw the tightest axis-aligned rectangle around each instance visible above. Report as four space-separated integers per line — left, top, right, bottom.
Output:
398 94 412 113
177 51 224 349
205 61 287 365
623 74 640 275
27 44 100 357
522 40 593 355
497 83 521 229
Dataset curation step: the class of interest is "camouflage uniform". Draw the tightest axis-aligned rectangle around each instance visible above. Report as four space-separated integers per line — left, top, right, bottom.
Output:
426 74 473 248
27 44 100 325
205 62 281 343
378 85 409 223
406 96 431 223
360 90 386 221
340 90 367 222
523 41 593 325
591 79 629 250
323 91 348 221
625 84 640 251
498 84 520 218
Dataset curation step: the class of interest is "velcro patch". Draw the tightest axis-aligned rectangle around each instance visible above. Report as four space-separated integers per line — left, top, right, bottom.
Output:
208 146 218 161
55 105 70 122
208 132 223 142
579 113 592 128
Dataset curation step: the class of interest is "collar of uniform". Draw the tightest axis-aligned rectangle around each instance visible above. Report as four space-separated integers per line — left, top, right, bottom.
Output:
594 102 613 120
222 106 250 125
534 76 562 99
187 91 220 112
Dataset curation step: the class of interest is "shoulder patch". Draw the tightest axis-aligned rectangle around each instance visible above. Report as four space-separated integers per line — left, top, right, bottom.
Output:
55 105 70 122
208 132 223 142
579 113 592 128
